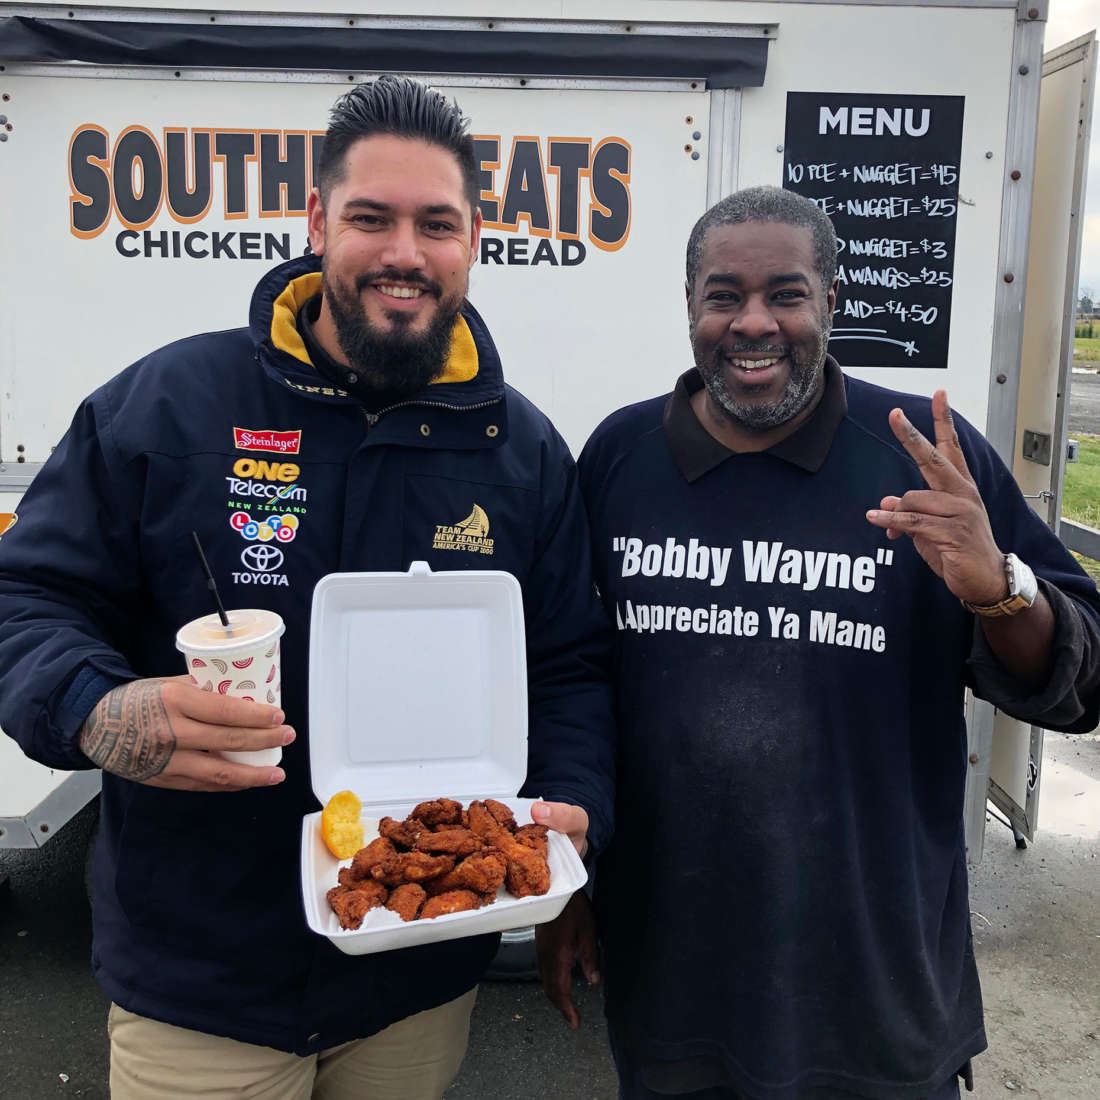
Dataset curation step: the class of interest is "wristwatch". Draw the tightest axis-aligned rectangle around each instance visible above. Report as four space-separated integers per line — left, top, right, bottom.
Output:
961 553 1038 618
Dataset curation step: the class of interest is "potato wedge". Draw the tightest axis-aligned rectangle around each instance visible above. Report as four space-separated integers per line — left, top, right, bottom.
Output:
321 789 364 859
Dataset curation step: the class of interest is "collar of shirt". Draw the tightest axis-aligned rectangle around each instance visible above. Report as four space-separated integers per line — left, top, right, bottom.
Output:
663 355 848 482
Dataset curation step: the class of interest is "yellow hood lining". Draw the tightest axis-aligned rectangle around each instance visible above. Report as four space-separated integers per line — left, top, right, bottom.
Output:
270 273 478 385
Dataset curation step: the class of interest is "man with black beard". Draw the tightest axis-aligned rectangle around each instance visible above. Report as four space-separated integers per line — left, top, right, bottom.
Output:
538 186 1100 1100
0 77 613 1098
300 119 469 408
314 251 459 399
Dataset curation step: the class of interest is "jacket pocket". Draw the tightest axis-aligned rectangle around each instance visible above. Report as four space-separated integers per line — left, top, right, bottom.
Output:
113 798 300 959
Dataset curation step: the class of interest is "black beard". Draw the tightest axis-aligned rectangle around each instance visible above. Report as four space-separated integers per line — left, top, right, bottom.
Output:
323 265 464 400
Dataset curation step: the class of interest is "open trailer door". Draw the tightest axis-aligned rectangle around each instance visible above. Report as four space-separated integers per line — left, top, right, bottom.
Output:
968 29 1096 859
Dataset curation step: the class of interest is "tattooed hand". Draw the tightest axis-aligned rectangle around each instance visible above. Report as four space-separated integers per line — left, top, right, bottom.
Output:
79 676 294 791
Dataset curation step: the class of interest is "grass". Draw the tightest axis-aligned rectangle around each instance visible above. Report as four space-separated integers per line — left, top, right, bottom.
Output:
1073 337 1100 362
1063 434 1100 581
1063 435 1100 524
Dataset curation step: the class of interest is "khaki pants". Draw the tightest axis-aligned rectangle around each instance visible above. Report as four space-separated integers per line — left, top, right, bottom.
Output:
108 988 477 1100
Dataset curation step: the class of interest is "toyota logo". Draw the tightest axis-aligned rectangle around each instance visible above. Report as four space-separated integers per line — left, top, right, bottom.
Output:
242 545 285 572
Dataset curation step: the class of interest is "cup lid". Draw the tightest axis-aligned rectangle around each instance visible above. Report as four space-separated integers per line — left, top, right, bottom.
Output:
176 608 284 652
308 563 527 809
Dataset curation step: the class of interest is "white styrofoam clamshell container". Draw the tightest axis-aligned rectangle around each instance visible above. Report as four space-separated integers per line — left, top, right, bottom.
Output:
302 798 588 955
303 563 587 956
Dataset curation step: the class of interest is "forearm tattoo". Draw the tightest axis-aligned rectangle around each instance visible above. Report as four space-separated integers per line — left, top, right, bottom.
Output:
79 680 176 780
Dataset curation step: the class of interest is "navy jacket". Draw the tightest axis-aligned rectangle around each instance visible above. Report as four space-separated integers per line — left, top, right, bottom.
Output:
0 253 614 1053
580 364 1100 1099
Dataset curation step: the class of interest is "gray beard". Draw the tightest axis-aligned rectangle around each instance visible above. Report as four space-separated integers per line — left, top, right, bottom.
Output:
693 320 831 432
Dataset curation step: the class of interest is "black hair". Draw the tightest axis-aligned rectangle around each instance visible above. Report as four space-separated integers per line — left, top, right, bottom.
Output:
317 75 479 214
685 186 838 294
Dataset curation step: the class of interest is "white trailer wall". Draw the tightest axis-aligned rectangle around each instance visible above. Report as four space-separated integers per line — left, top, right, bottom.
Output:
0 75 709 457
2 0 1026 457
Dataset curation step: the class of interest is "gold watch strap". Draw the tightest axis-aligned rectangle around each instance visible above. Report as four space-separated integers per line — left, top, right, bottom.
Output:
961 592 1032 618
961 553 1036 618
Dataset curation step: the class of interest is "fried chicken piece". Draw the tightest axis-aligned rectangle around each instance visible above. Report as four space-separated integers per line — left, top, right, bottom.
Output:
515 823 549 857
467 800 506 843
422 870 461 896
348 878 389 904
370 851 456 887
462 850 508 893
327 883 388 930
424 850 508 897
337 866 373 891
378 816 426 850
414 827 484 857
420 889 482 919
386 883 427 922
484 799 517 832
410 798 463 827
349 837 397 880
468 802 550 898
503 843 551 898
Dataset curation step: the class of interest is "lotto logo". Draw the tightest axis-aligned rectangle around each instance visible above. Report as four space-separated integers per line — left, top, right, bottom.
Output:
230 510 299 543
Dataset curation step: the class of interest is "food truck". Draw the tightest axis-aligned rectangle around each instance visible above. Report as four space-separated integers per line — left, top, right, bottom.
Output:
0 0 1094 872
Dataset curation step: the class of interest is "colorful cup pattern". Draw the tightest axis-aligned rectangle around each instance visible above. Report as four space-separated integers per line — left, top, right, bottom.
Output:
187 637 282 705
176 611 285 766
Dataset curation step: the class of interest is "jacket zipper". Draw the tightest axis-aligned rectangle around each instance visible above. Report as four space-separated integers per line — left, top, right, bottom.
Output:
362 395 502 429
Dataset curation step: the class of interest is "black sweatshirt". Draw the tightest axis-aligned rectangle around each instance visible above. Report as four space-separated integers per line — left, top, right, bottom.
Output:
579 360 1100 1099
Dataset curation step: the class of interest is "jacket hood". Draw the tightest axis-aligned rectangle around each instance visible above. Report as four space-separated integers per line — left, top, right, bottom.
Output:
248 252 505 409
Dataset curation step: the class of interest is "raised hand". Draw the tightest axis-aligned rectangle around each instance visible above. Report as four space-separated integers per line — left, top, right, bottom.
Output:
865 390 1008 606
79 676 293 790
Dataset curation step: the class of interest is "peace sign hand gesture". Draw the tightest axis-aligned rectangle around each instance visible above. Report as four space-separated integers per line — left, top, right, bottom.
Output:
865 390 1008 607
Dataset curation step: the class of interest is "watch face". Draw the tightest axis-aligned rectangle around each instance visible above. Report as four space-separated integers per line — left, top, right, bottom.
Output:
1005 554 1038 608
962 555 1038 616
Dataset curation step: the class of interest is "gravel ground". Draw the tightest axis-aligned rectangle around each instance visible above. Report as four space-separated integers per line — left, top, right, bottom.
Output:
965 732 1100 1099
3 734 1097 1100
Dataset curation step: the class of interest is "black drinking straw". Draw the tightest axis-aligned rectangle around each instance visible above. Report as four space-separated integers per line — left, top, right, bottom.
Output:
191 531 230 628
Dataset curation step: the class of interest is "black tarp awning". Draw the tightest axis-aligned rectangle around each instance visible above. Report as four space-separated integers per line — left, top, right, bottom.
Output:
0 17 769 89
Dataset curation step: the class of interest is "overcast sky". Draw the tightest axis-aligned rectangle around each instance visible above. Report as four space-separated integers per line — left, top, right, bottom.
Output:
1047 0 1099 298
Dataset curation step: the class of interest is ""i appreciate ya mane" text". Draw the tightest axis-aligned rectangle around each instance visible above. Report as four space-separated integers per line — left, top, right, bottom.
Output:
610 537 896 653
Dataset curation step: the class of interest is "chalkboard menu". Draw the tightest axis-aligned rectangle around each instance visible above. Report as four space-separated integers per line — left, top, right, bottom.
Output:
783 92 965 369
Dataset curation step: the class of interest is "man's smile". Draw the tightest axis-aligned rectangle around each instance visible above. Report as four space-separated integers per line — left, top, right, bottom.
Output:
727 354 785 372
363 278 439 313
374 284 425 300
719 350 791 388
352 266 445 315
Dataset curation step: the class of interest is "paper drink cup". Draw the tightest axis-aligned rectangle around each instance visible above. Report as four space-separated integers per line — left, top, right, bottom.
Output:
175 609 286 766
